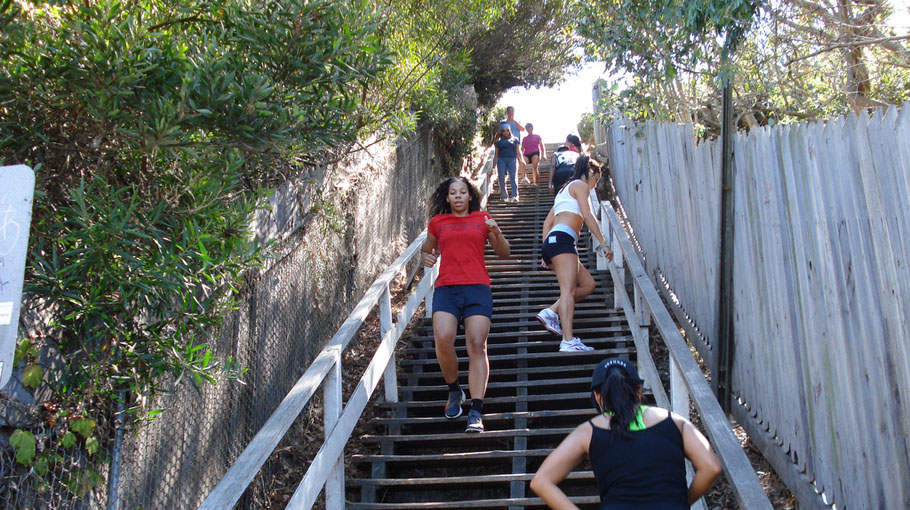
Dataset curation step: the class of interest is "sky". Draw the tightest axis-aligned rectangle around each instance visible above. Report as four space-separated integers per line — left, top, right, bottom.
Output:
497 62 609 145
497 0 910 145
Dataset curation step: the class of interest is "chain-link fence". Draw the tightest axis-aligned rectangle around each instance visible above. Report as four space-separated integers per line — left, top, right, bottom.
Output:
1 129 445 510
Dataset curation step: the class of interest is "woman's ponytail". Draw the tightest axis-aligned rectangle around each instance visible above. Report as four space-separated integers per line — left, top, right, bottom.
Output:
599 366 642 438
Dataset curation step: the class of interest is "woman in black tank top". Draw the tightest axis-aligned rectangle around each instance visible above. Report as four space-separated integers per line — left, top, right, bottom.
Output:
531 358 723 509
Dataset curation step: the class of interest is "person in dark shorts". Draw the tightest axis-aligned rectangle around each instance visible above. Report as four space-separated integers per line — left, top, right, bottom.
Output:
521 123 546 185
549 134 582 196
538 156 613 352
422 177 510 432
531 358 723 509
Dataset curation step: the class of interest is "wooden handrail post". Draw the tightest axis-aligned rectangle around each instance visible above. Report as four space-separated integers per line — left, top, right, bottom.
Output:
597 201 610 271
633 281 651 376
324 345 344 510
670 356 689 420
611 222 625 310
380 284 398 403
424 263 437 318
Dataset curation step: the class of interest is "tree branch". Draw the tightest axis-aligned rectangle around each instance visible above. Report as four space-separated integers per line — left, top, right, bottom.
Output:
147 16 215 32
786 34 910 65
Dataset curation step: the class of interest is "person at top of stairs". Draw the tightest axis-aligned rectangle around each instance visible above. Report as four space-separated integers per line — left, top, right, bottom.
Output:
521 122 546 185
537 156 614 352
550 134 583 196
422 177 511 433
493 125 522 203
531 358 723 509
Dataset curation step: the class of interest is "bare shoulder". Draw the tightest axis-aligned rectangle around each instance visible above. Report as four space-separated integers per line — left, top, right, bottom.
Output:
642 405 672 427
666 409 692 433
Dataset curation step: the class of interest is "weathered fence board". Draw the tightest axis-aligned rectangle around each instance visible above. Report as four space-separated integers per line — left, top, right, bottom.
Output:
597 101 910 509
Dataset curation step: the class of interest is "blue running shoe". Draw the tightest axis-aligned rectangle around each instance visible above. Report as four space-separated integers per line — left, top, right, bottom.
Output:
445 389 465 419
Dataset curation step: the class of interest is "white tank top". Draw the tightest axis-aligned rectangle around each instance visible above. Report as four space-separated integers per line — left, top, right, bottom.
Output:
553 180 581 216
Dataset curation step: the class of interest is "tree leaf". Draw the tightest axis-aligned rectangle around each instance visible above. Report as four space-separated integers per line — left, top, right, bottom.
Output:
61 431 77 448
85 436 99 456
22 365 43 388
70 417 96 438
10 429 36 466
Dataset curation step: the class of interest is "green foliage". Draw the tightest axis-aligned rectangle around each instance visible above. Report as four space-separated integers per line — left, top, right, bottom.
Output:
577 113 595 146
0 0 393 414
22 364 43 388
64 467 101 497
578 0 761 80
60 431 77 449
10 429 36 466
582 0 910 131
69 418 96 439
13 338 37 366
477 106 508 147
1 0 589 424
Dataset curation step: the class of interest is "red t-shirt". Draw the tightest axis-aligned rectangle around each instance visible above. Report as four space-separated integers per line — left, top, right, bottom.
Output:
428 211 491 287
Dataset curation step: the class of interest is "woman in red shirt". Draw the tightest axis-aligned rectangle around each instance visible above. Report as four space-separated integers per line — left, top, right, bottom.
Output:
422 177 510 433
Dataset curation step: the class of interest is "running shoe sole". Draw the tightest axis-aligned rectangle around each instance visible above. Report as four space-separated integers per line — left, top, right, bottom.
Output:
536 312 561 336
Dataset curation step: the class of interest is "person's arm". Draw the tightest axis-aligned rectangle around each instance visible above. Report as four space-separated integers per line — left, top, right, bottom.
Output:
572 182 613 261
515 140 523 169
530 423 591 509
422 231 439 267
677 414 723 504
492 143 499 168
485 215 510 259
540 137 547 160
516 121 525 133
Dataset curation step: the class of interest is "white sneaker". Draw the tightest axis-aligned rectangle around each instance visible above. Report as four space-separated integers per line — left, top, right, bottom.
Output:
559 337 594 352
536 308 562 335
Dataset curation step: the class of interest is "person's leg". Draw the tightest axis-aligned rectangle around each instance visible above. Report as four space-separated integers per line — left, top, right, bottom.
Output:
497 160 508 200
549 253 579 341
531 154 540 184
463 314 491 402
506 158 518 199
433 311 460 385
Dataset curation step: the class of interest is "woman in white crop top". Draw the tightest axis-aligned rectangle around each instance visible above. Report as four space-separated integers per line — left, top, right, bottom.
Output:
536 157 614 352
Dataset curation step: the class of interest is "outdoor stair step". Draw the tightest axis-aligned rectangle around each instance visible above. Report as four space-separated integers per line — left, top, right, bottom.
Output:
398 375 594 393
398 346 635 366
402 340 631 360
396 363 604 381
351 448 555 465
406 325 630 343
374 391 594 409
346 495 601 509
347 470 594 487
360 426 576 444
370 408 597 426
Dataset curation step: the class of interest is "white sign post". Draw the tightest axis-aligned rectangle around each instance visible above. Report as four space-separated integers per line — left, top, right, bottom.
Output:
0 165 35 389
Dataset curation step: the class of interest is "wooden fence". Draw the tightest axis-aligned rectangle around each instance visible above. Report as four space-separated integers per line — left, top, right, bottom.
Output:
596 103 910 510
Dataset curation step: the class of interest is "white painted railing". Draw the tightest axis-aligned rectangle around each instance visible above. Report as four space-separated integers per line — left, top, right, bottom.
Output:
596 201 773 510
199 232 437 510
477 147 496 210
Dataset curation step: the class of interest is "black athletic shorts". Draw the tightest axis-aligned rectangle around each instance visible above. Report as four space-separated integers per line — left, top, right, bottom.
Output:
541 231 578 266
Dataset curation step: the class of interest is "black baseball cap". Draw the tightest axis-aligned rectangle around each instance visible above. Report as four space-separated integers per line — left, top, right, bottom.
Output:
590 358 644 390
